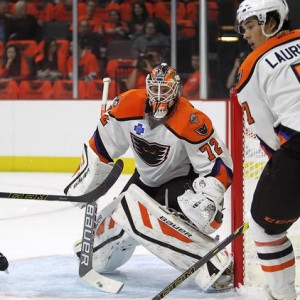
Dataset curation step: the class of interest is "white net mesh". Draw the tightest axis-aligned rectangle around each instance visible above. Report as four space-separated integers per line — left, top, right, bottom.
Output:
242 117 300 287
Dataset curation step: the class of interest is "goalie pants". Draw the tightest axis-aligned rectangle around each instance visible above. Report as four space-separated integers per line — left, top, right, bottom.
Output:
121 165 198 212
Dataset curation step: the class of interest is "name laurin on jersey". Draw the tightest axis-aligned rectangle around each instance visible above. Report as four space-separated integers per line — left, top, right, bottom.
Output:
265 43 300 69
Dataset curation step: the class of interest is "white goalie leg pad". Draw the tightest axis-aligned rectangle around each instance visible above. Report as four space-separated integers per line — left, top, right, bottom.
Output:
74 193 138 273
249 215 297 300
112 184 233 291
64 143 113 196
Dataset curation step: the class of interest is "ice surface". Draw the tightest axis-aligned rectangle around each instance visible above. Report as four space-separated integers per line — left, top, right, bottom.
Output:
0 172 299 300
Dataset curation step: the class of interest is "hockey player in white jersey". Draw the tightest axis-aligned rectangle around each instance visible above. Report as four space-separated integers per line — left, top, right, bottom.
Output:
65 63 234 292
235 0 300 299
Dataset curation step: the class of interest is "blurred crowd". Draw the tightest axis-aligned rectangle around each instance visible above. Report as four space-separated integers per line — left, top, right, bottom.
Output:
0 0 242 100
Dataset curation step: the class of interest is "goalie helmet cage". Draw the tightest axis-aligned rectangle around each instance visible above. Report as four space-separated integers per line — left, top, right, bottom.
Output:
229 88 300 288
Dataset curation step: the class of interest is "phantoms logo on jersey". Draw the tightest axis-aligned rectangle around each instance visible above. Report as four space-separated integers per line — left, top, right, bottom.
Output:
195 123 208 135
130 133 170 166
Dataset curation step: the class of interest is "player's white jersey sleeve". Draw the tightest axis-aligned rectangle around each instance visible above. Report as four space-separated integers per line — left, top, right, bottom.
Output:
184 129 233 178
237 61 280 151
96 114 130 159
237 30 300 150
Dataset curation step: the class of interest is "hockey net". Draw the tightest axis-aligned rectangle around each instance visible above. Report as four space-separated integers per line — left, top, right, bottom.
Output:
229 88 300 288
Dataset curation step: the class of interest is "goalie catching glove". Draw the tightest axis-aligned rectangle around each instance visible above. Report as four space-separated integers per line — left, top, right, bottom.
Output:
177 176 225 234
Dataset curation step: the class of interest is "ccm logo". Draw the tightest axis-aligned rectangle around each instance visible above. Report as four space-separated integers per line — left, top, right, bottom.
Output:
265 216 298 225
81 204 95 266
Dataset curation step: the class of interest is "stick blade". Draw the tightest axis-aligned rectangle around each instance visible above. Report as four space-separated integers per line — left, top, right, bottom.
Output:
81 269 123 294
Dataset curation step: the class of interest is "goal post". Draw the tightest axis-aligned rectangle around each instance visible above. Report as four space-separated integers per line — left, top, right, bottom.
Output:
229 87 300 289
230 87 270 288
229 87 245 287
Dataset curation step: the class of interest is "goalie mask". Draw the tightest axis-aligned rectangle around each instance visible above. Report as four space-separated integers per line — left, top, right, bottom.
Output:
146 63 182 119
235 0 289 38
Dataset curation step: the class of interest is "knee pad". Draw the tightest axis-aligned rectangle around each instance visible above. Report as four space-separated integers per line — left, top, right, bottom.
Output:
74 222 137 274
74 193 138 273
112 184 233 291
93 224 137 273
92 192 139 273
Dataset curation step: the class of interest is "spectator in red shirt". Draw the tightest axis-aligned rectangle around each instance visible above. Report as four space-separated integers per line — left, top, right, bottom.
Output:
101 9 128 42
78 0 101 33
67 39 100 82
182 54 201 100
0 44 30 83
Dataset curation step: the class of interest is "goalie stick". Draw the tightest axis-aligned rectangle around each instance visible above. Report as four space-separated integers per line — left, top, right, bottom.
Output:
151 222 249 300
79 201 124 293
79 76 116 292
0 159 123 202
100 77 111 117
78 159 124 294
0 159 123 203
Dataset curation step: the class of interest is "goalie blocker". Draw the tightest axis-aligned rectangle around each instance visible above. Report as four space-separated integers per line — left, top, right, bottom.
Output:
64 143 114 198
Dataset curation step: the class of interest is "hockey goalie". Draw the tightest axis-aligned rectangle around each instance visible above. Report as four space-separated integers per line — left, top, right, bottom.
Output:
65 63 234 292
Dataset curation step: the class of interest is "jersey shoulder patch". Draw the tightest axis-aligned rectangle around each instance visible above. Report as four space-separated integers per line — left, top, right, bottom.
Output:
166 97 213 143
109 89 147 120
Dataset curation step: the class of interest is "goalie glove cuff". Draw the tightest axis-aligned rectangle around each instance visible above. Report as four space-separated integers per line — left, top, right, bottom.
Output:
177 189 223 234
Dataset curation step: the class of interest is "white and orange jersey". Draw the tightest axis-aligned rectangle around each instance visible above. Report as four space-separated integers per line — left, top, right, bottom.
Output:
236 29 300 151
89 89 233 188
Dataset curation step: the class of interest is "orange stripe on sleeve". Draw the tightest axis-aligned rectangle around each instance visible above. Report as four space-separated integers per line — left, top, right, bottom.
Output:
214 164 233 189
88 136 110 164
276 132 288 145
